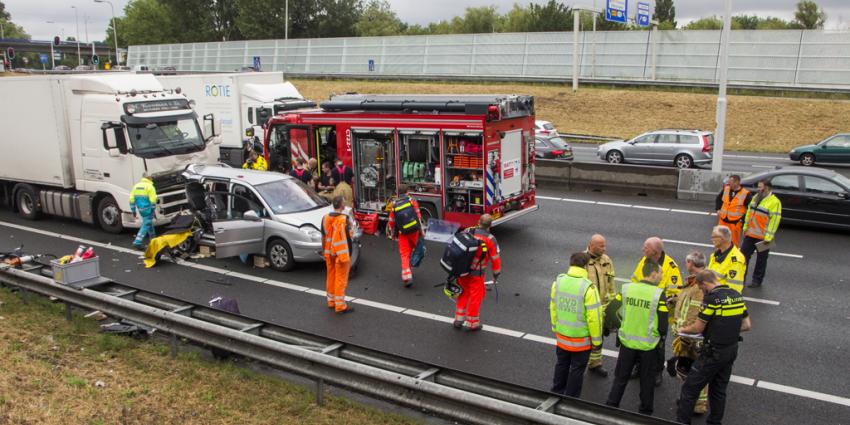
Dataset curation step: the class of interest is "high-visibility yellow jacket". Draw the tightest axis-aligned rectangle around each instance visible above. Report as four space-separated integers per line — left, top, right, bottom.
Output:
743 193 781 242
708 245 747 293
129 177 157 214
243 156 268 171
632 253 682 298
550 267 603 352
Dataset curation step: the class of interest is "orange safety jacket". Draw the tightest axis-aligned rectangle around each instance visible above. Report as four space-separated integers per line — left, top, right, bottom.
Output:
718 185 750 223
322 212 352 263
468 228 501 277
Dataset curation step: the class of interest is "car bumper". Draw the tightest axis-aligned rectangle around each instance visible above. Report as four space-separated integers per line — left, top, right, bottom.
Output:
789 152 801 161
290 240 325 262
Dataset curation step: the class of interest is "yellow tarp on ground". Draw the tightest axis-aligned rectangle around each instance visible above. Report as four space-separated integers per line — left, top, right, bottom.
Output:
143 231 192 268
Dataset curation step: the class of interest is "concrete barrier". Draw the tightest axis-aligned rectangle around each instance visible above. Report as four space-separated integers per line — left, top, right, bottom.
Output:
677 169 746 201
535 160 680 197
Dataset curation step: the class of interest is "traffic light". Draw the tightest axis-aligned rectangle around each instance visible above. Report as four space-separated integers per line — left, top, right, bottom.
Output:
6 47 14 60
54 36 61 46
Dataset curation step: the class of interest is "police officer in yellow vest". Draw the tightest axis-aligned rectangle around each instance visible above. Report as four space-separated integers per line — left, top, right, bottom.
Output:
606 259 669 416
708 225 747 293
631 236 680 386
550 252 603 397
584 234 616 378
715 175 752 247
740 179 782 288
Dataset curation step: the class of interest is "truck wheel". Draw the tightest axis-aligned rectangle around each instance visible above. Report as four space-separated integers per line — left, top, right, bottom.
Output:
15 185 40 220
97 196 124 234
267 238 295 272
419 203 438 230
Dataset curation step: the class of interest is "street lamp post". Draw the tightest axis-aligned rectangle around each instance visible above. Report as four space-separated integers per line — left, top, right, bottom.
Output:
712 0 733 173
285 0 289 41
46 20 57 69
71 5 82 66
94 0 120 66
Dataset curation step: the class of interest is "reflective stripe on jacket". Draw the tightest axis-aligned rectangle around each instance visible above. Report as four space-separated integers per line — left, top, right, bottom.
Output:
743 193 782 241
617 282 666 351
719 185 749 223
550 266 603 351
469 228 501 276
322 212 351 262
631 253 682 298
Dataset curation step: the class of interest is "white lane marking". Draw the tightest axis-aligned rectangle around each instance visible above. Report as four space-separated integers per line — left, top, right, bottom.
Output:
597 202 632 208
670 209 710 216
633 205 670 212
560 197 597 204
402 309 456 324
6 220 848 408
483 325 525 338
536 195 563 201
743 297 781 306
351 298 407 313
226 272 270 284
731 375 756 386
305 288 327 297
662 239 803 259
751 165 777 169
757 381 850 407
613 277 781 306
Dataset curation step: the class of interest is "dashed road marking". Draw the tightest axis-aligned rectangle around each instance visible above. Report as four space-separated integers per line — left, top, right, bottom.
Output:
3 220 844 408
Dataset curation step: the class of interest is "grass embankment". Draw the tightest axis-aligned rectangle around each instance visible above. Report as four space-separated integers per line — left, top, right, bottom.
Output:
0 287 418 425
292 78 850 153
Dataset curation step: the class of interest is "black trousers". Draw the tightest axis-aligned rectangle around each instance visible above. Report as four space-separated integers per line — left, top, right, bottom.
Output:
606 345 658 415
676 344 738 425
740 236 769 285
551 347 591 398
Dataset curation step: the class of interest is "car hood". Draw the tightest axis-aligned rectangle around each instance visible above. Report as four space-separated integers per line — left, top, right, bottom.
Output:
272 205 334 229
599 140 628 149
791 144 817 152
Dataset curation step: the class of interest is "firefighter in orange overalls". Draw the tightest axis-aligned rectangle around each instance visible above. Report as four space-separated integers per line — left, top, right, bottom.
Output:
715 175 752 246
322 196 354 314
387 185 425 287
454 214 501 332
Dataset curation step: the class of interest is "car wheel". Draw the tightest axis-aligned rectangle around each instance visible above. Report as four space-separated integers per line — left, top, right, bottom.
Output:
606 150 623 164
800 153 815 166
267 238 295 272
97 196 124 234
674 154 694 169
14 184 40 220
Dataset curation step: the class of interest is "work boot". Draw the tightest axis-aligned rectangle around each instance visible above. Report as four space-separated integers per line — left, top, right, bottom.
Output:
337 306 355 314
466 324 483 332
403 279 413 288
654 371 663 387
452 320 464 329
588 366 609 378
694 399 707 415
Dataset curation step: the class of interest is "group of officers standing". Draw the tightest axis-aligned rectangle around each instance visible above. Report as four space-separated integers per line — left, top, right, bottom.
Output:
549 175 781 424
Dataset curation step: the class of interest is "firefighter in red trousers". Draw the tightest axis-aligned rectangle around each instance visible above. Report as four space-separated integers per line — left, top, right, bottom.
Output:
453 214 501 332
387 185 425 287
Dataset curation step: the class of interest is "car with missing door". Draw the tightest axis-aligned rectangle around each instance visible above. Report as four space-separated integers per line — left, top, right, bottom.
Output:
182 164 361 271
597 129 714 169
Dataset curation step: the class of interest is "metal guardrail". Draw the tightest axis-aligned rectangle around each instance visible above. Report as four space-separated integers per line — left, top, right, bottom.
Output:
0 264 673 425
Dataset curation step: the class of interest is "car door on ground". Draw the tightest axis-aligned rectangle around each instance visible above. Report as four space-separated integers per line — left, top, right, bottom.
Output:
210 183 267 258
625 134 656 162
801 175 850 227
768 174 806 222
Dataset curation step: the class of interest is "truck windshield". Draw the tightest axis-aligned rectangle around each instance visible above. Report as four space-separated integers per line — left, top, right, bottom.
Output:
127 118 205 158
254 179 328 215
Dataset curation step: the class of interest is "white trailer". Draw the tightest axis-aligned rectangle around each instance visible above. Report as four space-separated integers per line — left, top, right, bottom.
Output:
0 73 222 233
155 71 315 166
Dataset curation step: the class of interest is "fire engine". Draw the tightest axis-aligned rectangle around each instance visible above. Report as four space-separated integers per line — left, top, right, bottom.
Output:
262 94 538 229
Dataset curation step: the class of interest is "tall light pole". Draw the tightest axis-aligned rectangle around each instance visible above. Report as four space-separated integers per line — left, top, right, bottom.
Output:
285 0 289 41
712 0 733 173
94 0 120 65
72 5 82 66
85 15 95 59
46 20 57 69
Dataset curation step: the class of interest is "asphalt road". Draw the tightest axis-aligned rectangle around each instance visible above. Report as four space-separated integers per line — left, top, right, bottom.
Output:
1 188 849 425
569 143 850 178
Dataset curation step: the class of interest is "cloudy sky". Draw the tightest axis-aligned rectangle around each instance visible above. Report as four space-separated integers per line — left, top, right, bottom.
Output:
5 0 849 42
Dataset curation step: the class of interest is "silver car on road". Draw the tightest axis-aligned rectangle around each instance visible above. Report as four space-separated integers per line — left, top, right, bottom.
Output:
182 165 360 272
597 129 714 169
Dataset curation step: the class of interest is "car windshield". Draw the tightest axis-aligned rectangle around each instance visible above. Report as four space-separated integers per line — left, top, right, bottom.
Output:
254 179 328 214
542 123 555 130
127 117 205 158
547 137 569 149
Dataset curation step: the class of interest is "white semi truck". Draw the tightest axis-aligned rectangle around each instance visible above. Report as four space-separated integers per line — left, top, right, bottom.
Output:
155 72 315 166
0 73 221 233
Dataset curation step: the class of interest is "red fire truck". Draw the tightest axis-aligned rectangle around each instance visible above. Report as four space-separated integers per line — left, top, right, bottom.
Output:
262 94 538 229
